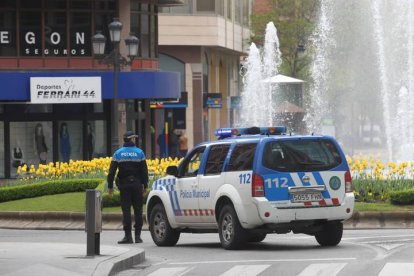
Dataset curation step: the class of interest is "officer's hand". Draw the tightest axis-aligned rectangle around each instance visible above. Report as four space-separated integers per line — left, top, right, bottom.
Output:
143 189 148 197
108 188 113 198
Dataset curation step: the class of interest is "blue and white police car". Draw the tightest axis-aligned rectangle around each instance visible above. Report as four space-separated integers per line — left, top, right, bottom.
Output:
146 127 354 250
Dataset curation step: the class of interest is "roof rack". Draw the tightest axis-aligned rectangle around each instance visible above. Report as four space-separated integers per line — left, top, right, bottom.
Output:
214 126 287 139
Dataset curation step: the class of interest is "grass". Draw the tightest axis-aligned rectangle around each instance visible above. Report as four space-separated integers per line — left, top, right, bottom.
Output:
354 201 414 212
0 192 413 213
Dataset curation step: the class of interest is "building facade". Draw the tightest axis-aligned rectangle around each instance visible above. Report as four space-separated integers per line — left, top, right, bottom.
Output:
157 0 253 150
0 0 183 178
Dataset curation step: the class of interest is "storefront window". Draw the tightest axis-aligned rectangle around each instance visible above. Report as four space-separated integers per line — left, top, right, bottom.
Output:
140 11 149 58
0 11 17 56
45 12 67 56
10 122 53 177
159 0 193 14
70 12 91 56
95 0 116 10
234 0 241 24
0 0 116 57
131 3 157 58
87 120 107 159
196 0 215 12
20 12 42 56
95 12 115 54
44 0 67 9
58 121 82 162
70 0 92 9
227 0 232 20
21 0 41 9
0 0 16 9
242 0 249 27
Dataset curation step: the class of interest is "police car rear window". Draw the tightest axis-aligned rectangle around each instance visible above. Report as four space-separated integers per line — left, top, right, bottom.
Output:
262 139 342 172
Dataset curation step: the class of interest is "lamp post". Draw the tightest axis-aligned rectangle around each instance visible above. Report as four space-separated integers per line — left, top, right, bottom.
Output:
92 18 139 154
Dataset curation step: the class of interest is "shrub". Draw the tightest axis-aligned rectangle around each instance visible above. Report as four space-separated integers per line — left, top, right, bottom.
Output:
389 189 414 205
102 192 121 207
0 179 101 203
101 189 150 208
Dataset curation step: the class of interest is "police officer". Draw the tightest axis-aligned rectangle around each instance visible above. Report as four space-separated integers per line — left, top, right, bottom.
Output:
107 131 149 244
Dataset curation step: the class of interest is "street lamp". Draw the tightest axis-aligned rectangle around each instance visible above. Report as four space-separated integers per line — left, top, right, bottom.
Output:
92 18 139 154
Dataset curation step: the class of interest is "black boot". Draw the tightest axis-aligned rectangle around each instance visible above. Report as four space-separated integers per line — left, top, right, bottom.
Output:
135 231 143 243
118 232 133 244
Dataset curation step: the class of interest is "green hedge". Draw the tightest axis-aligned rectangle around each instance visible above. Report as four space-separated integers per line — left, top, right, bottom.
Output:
102 192 121 207
389 189 414 205
101 190 149 208
0 179 101 203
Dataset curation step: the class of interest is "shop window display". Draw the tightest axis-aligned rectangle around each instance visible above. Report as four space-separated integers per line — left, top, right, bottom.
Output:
58 121 82 162
86 121 107 159
10 122 53 177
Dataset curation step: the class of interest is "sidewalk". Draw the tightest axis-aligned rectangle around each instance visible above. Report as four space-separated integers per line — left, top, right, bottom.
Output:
0 212 146 276
0 241 144 276
1 211 414 230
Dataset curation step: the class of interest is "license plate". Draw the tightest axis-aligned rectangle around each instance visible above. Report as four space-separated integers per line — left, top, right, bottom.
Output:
291 193 323 203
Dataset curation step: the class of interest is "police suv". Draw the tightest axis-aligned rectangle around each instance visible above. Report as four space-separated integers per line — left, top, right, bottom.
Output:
146 127 354 250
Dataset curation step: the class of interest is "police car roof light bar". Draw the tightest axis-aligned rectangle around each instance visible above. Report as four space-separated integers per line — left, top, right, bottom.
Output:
214 126 287 139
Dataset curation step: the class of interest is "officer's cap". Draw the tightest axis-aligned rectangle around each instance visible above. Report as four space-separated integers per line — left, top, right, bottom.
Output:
123 131 138 139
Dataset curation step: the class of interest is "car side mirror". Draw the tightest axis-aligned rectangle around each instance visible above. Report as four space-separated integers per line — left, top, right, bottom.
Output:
166 165 179 177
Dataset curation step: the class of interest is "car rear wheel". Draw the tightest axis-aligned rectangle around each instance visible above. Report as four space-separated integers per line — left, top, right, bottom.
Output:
149 203 180 246
315 221 343 246
218 205 247 250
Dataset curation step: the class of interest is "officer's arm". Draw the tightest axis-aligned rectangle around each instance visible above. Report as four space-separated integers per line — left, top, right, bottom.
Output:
140 159 149 189
107 157 118 195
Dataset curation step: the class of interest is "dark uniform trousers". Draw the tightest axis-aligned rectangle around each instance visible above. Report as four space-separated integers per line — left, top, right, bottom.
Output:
119 177 144 235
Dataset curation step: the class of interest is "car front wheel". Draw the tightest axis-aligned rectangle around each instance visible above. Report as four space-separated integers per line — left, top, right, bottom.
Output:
149 203 180 246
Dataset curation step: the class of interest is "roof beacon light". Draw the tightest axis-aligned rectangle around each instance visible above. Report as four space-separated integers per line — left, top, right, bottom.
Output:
214 126 287 139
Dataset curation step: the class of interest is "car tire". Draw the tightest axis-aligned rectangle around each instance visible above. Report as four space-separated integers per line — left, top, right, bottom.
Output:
315 221 343 246
248 233 267 243
218 205 247 250
149 203 180 246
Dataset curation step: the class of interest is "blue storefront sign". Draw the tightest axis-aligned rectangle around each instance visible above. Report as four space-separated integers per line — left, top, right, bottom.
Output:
0 71 180 101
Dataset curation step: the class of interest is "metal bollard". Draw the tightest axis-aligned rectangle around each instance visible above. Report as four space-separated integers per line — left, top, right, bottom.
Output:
85 189 102 256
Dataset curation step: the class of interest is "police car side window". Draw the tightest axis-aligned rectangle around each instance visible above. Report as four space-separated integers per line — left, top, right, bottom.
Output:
204 144 231 175
179 146 206 177
225 143 257 171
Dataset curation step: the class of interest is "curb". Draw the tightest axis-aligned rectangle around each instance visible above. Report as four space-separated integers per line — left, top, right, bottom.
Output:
1 211 414 230
344 211 414 229
0 211 148 230
94 248 145 276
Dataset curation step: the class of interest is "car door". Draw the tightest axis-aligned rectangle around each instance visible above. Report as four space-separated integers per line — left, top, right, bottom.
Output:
198 144 231 223
174 146 206 224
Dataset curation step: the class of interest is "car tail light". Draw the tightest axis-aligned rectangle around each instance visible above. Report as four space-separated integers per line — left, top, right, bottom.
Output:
345 171 353 193
252 173 265 197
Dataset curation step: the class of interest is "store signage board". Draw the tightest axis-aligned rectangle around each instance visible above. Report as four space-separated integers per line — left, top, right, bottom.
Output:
30 77 102 104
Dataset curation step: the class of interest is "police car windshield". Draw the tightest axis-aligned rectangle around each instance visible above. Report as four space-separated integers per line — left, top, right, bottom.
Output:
262 139 342 172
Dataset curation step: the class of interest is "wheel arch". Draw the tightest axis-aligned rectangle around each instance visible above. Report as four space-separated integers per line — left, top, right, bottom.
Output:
146 194 178 227
214 184 248 225
215 196 234 222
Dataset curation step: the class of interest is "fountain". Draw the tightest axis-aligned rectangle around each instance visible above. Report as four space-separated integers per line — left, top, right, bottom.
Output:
238 22 282 127
306 0 414 161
